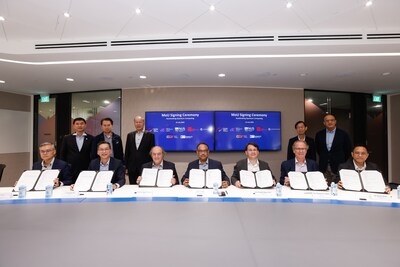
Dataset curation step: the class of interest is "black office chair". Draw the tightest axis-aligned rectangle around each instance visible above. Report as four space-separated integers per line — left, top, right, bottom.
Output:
0 164 6 183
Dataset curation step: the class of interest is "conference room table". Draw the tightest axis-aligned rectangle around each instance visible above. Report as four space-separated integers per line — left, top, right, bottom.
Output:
1 185 399 267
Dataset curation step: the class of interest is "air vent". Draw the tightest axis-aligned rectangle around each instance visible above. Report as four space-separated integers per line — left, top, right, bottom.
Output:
192 36 274 43
111 38 189 46
367 33 400 39
35 41 107 50
278 34 363 41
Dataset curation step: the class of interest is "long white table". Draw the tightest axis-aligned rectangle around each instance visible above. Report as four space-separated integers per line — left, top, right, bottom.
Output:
0 185 399 207
1 185 399 267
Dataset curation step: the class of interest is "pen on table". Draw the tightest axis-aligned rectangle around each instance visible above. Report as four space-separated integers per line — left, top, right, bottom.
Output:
359 198 367 201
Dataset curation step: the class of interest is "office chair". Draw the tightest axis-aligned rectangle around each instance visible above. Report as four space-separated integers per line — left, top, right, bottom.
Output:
0 164 6 183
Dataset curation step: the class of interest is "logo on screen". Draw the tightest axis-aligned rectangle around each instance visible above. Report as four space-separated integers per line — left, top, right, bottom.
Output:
174 127 185 132
244 127 254 132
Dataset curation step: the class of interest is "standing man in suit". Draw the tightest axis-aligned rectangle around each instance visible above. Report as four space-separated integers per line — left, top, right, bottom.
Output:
181 142 230 188
231 142 274 188
287 120 316 160
280 140 319 186
136 146 179 186
32 142 72 187
315 114 352 184
60 117 94 183
91 118 123 161
125 115 155 184
87 141 125 190
337 145 391 193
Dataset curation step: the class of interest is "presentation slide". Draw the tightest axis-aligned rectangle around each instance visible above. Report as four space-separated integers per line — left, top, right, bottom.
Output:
146 111 214 151
215 111 281 151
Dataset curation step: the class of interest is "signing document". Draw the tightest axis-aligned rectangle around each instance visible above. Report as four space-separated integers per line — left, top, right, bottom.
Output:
189 169 222 188
240 170 274 188
289 171 328 190
140 168 174 187
339 169 386 193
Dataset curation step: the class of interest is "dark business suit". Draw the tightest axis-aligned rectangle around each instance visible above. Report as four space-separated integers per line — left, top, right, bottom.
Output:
32 158 73 185
88 157 126 187
60 133 94 183
91 132 124 162
231 159 273 186
315 127 352 174
279 158 319 185
125 131 155 184
337 159 386 184
181 158 230 185
141 160 179 184
287 136 316 160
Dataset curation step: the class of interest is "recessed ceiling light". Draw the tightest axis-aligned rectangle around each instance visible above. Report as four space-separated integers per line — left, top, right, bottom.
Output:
64 12 70 18
82 100 90 104
218 73 226 78
365 0 373 7
139 75 147 79
382 72 391 76
300 73 307 77
307 99 313 102
286 2 293 8
209 5 216 11
103 100 110 104
0 16 5 21
0 80 5 84
66 78 74 81
135 8 141 14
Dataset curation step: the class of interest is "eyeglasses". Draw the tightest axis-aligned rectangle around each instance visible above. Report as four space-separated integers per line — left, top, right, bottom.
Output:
98 148 111 152
40 149 54 154
197 149 209 153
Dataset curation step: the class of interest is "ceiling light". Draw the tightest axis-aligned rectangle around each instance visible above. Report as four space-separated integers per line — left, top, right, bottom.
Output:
66 78 74 81
218 73 226 78
135 8 141 14
300 73 307 77
286 2 293 8
103 100 110 104
374 104 382 108
139 75 147 79
0 16 5 21
209 5 216 11
307 99 313 102
82 100 90 104
382 72 391 76
0 80 5 84
64 12 70 18
365 0 373 7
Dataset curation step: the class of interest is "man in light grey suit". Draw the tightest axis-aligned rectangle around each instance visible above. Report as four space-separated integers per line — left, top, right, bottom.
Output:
231 142 274 188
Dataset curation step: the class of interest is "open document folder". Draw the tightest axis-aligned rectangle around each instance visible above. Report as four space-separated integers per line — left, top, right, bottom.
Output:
239 170 274 188
188 169 222 188
140 168 174 187
73 170 114 192
288 171 328 190
339 169 386 193
14 169 60 191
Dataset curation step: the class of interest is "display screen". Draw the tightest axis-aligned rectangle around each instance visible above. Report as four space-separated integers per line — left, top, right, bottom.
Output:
146 111 215 151
215 111 281 151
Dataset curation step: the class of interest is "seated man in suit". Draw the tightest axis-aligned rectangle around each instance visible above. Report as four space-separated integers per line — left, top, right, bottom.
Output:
181 142 230 188
32 142 72 187
231 142 274 188
337 145 391 193
83 141 125 190
136 146 179 185
280 140 319 186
